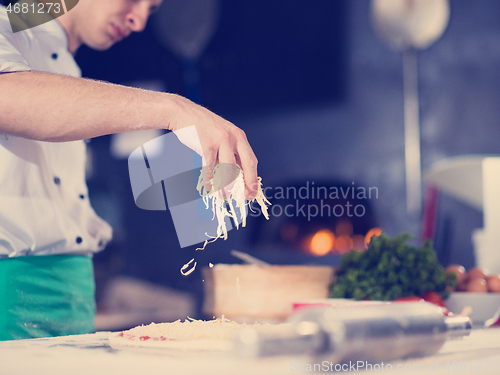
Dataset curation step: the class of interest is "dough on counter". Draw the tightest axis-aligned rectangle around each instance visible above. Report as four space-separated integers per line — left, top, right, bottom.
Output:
108 316 290 352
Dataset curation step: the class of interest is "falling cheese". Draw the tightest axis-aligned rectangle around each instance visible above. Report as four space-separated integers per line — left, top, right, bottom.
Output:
196 164 270 246
180 165 270 275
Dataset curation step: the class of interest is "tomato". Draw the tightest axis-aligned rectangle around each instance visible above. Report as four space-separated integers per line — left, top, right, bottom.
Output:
421 291 446 308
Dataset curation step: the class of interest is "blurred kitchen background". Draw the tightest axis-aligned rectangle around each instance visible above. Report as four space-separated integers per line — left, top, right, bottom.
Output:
73 0 500 327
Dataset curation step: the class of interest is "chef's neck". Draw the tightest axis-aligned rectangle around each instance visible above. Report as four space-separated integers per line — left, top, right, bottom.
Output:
56 12 81 55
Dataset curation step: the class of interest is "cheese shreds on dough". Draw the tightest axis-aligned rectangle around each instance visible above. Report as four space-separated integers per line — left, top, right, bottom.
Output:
119 317 242 342
112 316 292 352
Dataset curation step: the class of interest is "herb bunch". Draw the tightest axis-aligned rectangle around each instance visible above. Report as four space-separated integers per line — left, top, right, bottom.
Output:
330 233 456 301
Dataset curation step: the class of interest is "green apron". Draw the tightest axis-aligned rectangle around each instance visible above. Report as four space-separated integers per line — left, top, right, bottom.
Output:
0 255 95 341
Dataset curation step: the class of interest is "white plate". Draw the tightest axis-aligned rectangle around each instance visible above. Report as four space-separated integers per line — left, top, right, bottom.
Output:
445 292 500 326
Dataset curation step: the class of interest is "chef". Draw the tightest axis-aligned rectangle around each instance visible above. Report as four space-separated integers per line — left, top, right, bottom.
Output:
0 0 258 340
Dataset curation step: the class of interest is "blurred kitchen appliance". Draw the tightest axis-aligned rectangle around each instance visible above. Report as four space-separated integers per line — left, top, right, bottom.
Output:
371 0 450 214
424 155 500 273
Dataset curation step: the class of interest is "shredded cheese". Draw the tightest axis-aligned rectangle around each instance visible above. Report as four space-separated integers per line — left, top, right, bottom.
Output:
180 258 197 276
117 316 291 343
196 164 271 249
180 165 270 275
119 316 242 342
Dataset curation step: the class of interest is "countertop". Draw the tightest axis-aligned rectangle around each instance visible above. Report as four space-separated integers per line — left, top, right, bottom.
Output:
0 328 499 374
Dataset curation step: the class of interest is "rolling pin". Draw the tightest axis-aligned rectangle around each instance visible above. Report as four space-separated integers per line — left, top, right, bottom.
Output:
234 301 471 364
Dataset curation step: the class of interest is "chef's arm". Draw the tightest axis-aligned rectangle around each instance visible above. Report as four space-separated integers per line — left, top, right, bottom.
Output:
0 71 258 198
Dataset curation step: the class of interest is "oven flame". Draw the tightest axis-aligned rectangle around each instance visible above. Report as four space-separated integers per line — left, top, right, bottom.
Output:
310 229 335 256
306 227 383 256
365 227 383 247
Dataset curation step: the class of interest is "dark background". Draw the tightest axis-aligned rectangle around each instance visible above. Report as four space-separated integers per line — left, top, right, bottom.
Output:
68 1 500 317
76 0 347 116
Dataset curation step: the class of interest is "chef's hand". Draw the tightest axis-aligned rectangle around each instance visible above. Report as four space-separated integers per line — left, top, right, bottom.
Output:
169 95 259 200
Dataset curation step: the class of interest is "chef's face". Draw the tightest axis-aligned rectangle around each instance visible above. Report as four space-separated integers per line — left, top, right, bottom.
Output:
67 0 162 52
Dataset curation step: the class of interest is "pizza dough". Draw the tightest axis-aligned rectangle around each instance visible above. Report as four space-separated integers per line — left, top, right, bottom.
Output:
108 316 291 352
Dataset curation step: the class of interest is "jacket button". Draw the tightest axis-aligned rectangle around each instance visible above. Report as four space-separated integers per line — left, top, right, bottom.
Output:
54 177 61 185
76 237 83 244
51 53 58 60
79 194 85 200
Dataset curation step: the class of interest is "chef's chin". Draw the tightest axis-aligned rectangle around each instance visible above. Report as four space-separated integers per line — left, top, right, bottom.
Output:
84 36 116 52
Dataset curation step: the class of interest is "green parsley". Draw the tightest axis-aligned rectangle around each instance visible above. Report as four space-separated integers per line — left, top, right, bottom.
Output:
330 233 456 301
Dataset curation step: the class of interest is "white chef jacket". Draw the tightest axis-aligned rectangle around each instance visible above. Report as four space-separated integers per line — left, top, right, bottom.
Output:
0 7 113 257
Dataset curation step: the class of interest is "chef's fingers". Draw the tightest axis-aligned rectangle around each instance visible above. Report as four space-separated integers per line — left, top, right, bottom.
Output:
202 148 217 188
235 139 259 200
200 155 213 193
217 143 238 198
